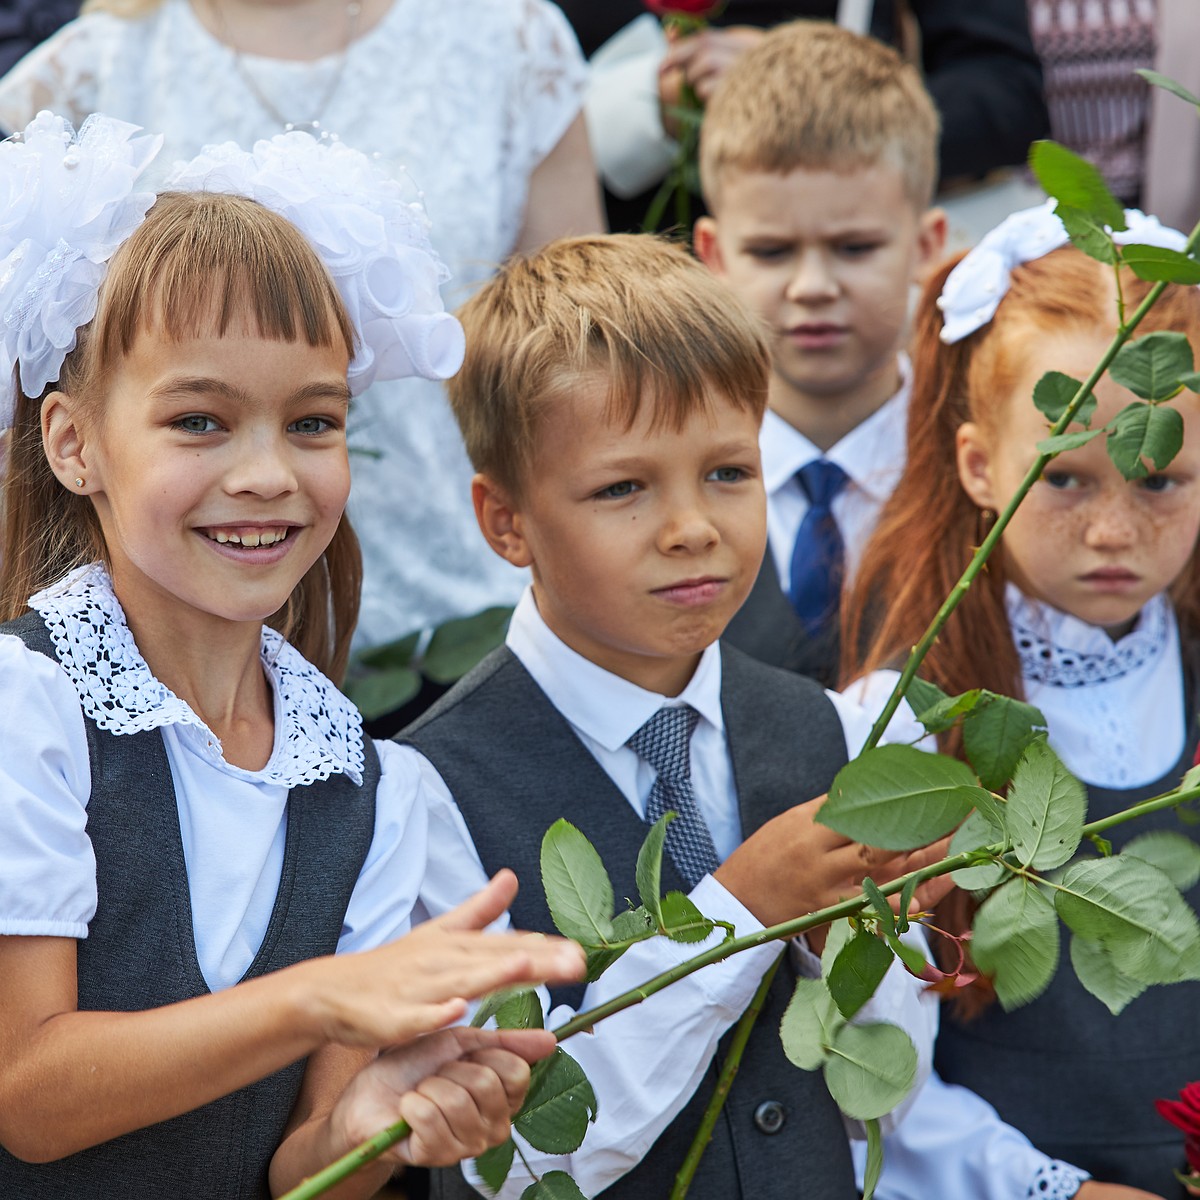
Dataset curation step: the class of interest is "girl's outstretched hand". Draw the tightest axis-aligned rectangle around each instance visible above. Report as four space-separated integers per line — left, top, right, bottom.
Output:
329 1026 555 1167
300 870 584 1049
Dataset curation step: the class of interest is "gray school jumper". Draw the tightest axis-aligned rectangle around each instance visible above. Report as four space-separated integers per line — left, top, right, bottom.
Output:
401 643 858 1200
936 669 1200 1196
0 610 379 1200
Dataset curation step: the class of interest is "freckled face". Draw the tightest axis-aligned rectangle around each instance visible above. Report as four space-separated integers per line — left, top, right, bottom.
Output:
961 329 1200 636
512 381 767 695
82 319 352 634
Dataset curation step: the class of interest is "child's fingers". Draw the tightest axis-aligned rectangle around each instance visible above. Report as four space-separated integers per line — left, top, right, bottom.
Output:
463 1045 541 1114
430 870 520 933
389 1070 511 1166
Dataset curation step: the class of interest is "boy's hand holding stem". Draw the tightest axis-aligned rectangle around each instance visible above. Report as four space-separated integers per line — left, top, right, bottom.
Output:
714 795 954 950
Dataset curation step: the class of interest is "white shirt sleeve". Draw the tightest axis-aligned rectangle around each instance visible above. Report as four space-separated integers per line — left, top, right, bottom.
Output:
0 634 96 937
417 749 934 1197
850 1070 1089 1200
583 14 677 198
335 739 432 954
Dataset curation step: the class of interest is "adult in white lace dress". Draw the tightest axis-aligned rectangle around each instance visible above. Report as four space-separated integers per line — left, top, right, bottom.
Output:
0 0 604 655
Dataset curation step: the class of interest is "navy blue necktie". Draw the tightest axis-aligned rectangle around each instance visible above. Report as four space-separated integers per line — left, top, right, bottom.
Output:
626 706 719 889
789 459 849 636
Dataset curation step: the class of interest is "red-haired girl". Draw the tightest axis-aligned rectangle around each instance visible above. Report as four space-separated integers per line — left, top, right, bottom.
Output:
0 114 583 1198
842 203 1200 1200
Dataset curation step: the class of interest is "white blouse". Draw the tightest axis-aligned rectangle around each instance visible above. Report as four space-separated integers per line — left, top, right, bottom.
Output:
0 0 587 649
0 563 439 992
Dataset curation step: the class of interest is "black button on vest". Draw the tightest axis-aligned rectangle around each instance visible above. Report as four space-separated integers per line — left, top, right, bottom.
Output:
754 1100 787 1135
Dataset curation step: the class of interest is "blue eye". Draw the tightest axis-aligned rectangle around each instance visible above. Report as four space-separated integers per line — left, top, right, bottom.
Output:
290 416 334 436
1140 474 1176 493
708 466 745 483
1041 470 1078 490
597 480 638 499
174 414 219 434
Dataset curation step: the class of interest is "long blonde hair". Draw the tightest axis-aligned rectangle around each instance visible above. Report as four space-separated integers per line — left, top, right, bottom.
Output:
0 190 363 681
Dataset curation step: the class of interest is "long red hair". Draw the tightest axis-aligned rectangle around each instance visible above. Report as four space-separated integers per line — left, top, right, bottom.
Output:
841 246 1200 1011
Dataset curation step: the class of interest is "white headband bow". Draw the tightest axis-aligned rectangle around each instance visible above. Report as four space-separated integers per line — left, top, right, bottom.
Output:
0 112 465 428
937 199 1189 344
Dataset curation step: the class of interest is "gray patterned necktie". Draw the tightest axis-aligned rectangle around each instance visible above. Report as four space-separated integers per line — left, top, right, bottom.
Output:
626 705 720 888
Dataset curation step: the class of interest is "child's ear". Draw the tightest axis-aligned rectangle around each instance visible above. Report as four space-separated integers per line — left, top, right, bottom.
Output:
693 217 726 275
472 473 533 569
956 421 999 512
42 391 95 494
912 206 948 282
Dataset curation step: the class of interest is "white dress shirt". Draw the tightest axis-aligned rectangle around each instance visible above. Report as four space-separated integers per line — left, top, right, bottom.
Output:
413 587 938 1198
844 587 1187 1200
761 360 911 593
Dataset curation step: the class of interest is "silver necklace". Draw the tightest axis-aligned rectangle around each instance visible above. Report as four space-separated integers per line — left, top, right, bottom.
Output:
211 1 363 133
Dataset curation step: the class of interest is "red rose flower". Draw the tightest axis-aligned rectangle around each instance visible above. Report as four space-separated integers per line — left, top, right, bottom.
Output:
1155 1082 1200 1173
644 0 723 17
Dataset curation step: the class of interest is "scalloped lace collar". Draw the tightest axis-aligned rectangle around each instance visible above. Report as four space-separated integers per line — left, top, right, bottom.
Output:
29 563 364 787
1006 584 1170 689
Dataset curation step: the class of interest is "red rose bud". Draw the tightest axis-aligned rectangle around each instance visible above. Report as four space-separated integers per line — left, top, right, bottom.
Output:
1156 1083 1200 1171
644 0 723 16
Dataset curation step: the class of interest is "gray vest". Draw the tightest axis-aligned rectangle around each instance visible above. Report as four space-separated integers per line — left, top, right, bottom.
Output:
401 643 857 1200
724 551 839 689
936 665 1200 1197
0 610 379 1199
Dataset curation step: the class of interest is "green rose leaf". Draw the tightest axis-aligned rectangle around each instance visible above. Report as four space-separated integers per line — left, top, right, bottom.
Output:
476 1138 515 1194
540 820 614 946
421 606 513 684
1038 429 1105 456
904 676 949 719
1109 331 1194 402
1107 401 1185 479
862 1119 884 1200
1054 204 1118 264
819 744 992 850
344 665 422 720
780 976 840 1071
911 688 983 735
1006 739 1086 870
520 1171 588 1200
1123 830 1200 891
828 930 895 1020
1055 855 1200 984
1136 68 1200 111
1033 370 1095 428
824 1022 918 1121
635 813 671 925
353 630 421 671
660 890 715 943
1028 141 1126 231
1069 934 1148 1016
494 989 544 1031
1121 243 1200 285
950 808 1008 891
471 986 539 1030
584 907 655 981
514 1049 598 1155
962 694 1048 792
971 877 1060 1009
820 917 856 974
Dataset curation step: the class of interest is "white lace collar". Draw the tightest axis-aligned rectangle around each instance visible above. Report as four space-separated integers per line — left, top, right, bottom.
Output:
29 563 364 787
1005 584 1170 689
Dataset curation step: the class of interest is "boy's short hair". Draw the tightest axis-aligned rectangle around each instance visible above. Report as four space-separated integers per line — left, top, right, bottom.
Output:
449 234 770 497
699 20 940 210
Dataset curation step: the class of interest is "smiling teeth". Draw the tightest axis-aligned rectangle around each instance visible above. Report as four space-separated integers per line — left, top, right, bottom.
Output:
208 528 289 547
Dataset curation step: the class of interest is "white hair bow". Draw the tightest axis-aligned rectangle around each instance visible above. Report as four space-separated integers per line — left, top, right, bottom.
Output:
937 199 1190 344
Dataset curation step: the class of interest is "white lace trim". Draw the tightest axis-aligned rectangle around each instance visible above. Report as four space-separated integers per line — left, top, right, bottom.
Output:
1026 1159 1089 1199
1007 585 1169 688
29 563 364 787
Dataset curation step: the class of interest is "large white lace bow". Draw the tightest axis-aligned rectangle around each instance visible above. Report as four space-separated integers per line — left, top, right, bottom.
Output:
938 200 1190 344
0 111 161 426
164 132 465 394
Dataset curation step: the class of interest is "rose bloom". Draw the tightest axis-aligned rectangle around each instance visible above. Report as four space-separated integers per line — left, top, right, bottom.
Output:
644 0 723 16
1155 1081 1200 1173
